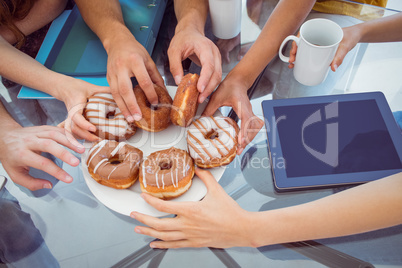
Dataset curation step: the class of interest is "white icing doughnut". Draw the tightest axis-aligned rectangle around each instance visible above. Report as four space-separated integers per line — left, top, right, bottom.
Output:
186 116 239 168
84 93 136 141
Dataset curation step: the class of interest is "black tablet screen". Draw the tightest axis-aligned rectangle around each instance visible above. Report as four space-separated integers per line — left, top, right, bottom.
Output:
273 99 402 178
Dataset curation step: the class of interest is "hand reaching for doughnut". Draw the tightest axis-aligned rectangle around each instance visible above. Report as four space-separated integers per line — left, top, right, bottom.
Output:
57 77 110 142
202 76 264 155
0 124 85 191
104 30 165 122
131 168 253 249
168 27 222 104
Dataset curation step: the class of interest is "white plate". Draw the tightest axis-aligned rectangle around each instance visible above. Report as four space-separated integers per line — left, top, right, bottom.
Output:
81 86 226 217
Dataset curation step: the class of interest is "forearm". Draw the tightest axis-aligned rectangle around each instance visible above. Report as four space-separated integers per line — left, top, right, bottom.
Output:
174 0 208 34
228 0 315 89
354 13 402 43
75 0 130 52
249 172 402 247
0 36 70 100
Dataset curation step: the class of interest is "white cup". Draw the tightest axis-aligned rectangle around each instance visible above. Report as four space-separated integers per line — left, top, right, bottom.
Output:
209 0 241 39
279 18 343 86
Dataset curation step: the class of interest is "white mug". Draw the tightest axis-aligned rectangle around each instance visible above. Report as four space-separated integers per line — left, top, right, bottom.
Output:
209 0 241 39
279 18 343 86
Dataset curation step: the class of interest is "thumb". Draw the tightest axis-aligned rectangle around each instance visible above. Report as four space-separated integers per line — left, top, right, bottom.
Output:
195 168 222 193
12 171 53 191
202 94 221 117
168 51 184 86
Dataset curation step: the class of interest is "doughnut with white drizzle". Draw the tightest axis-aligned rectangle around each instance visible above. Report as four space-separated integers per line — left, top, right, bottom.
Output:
139 147 194 200
86 140 143 189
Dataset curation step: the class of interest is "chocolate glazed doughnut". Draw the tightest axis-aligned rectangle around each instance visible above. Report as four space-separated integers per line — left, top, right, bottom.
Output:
171 73 200 127
133 84 173 132
140 147 195 200
87 140 143 189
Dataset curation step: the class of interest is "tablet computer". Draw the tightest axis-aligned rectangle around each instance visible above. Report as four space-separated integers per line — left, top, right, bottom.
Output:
261 92 402 192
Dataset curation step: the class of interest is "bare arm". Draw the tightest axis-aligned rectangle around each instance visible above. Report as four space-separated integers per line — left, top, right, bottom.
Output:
132 169 402 248
203 0 315 153
229 0 315 87
330 12 402 70
75 0 164 122
290 12 402 70
0 35 109 141
251 171 402 246
169 0 222 101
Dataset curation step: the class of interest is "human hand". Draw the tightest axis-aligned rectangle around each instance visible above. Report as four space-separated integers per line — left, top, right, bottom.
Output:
57 77 110 142
0 125 85 191
329 27 360 71
168 28 222 103
105 30 165 121
131 168 253 249
202 76 264 155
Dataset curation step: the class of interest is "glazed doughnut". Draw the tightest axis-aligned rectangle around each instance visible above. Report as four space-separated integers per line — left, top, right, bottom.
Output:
87 140 143 189
187 116 240 168
84 93 137 141
170 73 200 127
133 84 173 132
140 147 195 200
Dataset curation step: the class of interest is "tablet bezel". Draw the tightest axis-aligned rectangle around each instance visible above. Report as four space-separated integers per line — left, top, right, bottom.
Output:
261 92 402 192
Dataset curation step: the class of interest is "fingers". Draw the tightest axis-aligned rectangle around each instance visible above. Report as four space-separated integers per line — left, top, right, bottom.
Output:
194 168 220 192
65 107 100 142
31 133 81 167
331 44 348 72
69 121 100 142
37 126 85 154
238 115 264 155
140 193 182 215
201 91 223 117
288 40 298 69
20 150 74 184
147 64 165 91
198 47 222 103
135 226 185 243
131 212 181 234
168 46 185 86
114 73 140 121
10 170 54 191
149 240 194 249
133 62 159 105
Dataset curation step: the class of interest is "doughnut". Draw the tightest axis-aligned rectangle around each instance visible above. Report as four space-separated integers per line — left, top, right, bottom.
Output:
84 93 137 141
186 116 240 168
170 73 200 127
139 147 195 200
86 140 143 189
133 84 173 132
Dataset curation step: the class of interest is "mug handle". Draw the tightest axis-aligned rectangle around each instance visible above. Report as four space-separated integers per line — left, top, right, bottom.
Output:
279 35 299 63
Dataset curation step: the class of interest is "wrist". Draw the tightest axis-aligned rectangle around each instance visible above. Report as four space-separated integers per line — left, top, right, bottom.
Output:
175 9 206 36
224 69 255 91
102 23 135 54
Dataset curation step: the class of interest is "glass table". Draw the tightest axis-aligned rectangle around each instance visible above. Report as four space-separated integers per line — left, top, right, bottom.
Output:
0 0 401 267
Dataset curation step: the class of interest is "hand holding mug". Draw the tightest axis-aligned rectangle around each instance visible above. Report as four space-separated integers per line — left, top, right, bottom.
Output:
279 19 343 86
